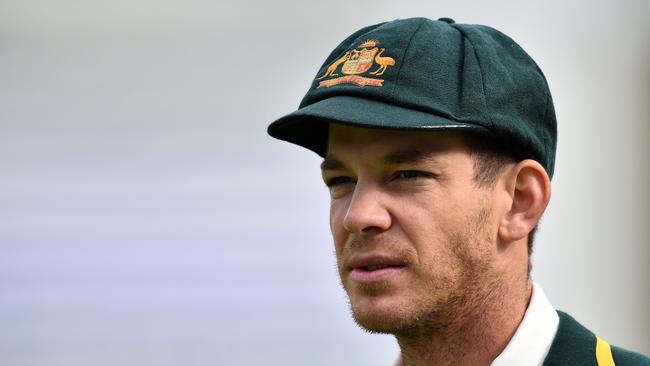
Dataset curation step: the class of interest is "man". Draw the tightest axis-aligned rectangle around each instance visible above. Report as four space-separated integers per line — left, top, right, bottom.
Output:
267 17 649 365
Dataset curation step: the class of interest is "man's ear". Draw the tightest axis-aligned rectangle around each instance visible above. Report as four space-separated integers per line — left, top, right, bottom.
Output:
498 160 551 242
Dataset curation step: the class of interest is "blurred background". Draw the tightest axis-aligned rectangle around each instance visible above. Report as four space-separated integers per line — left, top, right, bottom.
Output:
1 0 648 365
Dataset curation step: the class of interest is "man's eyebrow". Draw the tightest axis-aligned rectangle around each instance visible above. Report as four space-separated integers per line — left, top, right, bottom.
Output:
320 155 345 171
383 148 431 165
321 148 433 171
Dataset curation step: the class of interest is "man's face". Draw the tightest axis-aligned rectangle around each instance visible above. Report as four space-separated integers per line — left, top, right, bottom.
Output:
321 124 504 335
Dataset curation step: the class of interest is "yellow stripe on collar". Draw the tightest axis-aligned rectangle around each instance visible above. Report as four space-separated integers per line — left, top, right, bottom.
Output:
596 336 616 366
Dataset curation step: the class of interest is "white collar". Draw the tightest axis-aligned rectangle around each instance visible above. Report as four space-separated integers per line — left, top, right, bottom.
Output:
491 282 559 366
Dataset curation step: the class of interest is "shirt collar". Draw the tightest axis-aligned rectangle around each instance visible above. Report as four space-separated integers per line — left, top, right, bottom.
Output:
491 282 559 366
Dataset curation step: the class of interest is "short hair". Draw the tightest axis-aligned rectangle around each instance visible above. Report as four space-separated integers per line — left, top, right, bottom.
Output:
463 133 537 275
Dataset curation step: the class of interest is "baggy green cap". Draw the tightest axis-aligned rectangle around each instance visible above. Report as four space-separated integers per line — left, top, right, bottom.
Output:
267 17 557 178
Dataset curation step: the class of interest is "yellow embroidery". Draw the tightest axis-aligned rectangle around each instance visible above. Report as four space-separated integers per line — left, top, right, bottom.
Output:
316 39 396 88
319 75 384 88
316 51 351 80
342 47 378 75
370 48 396 76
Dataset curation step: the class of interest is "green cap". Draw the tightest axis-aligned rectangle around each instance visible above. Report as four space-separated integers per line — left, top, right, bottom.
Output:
267 17 557 177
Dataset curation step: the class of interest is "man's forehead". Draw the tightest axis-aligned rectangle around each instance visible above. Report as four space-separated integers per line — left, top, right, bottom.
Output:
320 147 433 171
322 125 469 170
326 124 467 156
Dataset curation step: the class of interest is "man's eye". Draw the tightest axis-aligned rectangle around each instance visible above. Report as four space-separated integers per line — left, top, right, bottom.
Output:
326 176 354 187
396 170 428 179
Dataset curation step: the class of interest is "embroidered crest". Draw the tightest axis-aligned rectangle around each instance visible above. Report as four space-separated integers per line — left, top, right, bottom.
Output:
316 39 396 88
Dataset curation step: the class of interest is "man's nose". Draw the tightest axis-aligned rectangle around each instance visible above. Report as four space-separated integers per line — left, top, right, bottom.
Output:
343 182 391 235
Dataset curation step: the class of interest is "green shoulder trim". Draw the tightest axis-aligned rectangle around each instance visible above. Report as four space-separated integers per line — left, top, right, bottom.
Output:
544 311 650 366
611 345 650 365
543 311 597 366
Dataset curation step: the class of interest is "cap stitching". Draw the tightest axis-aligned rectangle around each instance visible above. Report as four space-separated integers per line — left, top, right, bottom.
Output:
534 60 552 176
391 18 428 98
541 90 551 174
454 27 493 130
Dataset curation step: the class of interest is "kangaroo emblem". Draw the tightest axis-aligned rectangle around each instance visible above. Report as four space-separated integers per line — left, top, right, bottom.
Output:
370 48 396 76
316 51 351 80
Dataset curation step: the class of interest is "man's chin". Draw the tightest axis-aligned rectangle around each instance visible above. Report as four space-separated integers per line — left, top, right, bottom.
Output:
349 297 413 334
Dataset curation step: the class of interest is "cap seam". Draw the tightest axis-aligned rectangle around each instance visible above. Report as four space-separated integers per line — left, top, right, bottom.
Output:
454 26 494 130
391 18 428 99
541 90 551 173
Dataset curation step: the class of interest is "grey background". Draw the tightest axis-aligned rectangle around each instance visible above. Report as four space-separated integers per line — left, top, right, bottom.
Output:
1 0 648 365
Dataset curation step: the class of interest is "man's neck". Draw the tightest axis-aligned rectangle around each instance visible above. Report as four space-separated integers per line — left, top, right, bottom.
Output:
395 280 533 366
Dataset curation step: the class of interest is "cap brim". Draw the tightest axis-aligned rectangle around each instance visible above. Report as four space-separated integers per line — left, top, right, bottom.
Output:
267 95 487 157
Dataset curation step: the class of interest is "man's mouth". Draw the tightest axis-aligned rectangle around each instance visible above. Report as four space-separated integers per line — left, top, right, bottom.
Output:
347 254 406 282
350 265 405 283
362 265 393 271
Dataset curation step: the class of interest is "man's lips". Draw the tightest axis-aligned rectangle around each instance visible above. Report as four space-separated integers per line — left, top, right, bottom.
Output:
347 253 406 270
346 253 406 283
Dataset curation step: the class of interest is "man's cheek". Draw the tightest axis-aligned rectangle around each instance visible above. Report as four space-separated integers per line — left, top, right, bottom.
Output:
330 220 347 256
329 204 348 236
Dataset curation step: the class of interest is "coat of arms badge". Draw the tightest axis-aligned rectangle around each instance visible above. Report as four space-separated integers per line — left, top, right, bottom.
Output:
316 39 396 88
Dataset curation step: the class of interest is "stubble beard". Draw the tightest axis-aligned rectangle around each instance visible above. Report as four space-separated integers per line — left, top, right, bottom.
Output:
340 204 500 338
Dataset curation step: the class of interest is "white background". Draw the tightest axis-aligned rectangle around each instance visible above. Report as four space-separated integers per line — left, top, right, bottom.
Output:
1 0 648 365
